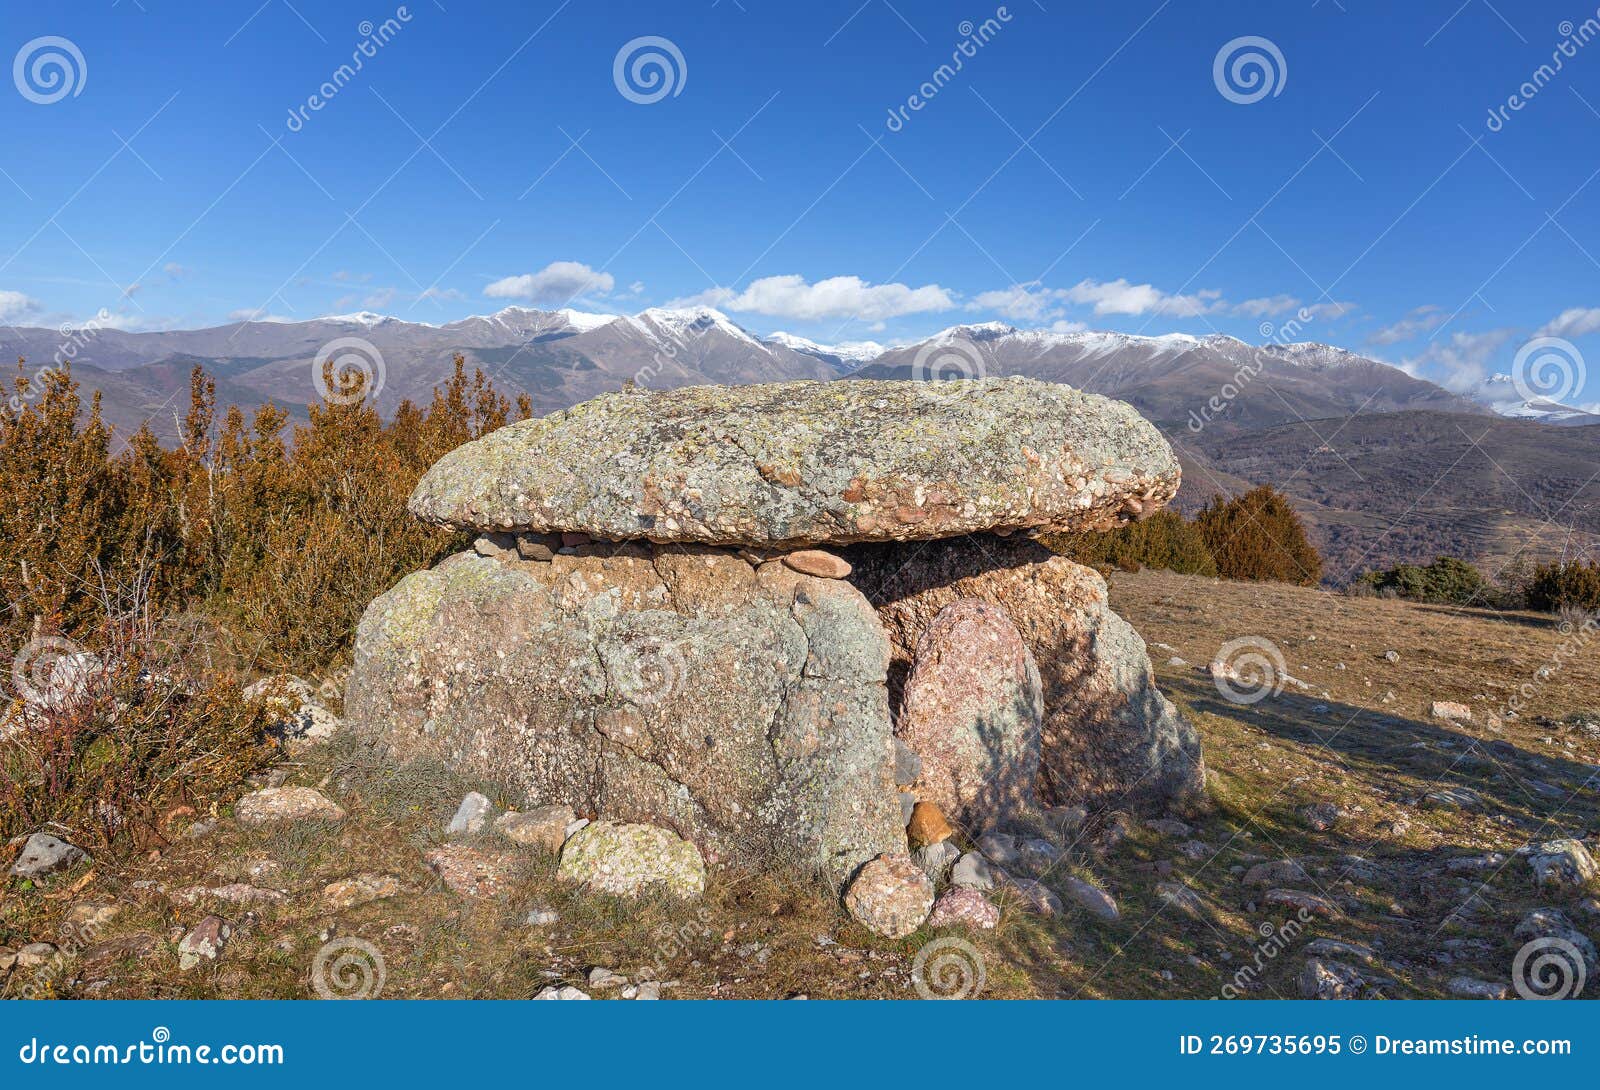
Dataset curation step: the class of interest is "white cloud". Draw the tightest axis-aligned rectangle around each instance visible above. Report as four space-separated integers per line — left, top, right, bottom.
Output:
714 274 956 322
1303 300 1357 321
1402 328 1517 392
363 287 398 309
416 287 465 304
1537 306 1600 339
970 283 1060 321
1060 278 1220 317
1049 319 1087 333
1369 305 1444 345
1232 294 1301 318
163 262 189 279
0 290 40 322
228 307 295 323
485 261 615 303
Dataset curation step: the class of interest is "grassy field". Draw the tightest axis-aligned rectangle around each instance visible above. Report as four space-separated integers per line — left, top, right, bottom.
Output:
3 569 1596 1000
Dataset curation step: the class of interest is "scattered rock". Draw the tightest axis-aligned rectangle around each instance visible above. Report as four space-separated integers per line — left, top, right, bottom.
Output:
843 854 934 938
951 852 996 891
1156 881 1204 913
1299 802 1340 831
1527 839 1598 891
912 840 960 884
1008 878 1064 916
533 985 590 1000
324 874 403 910
1262 889 1340 918
1513 908 1598 980
525 908 560 926
977 833 1019 867
1430 701 1472 722
494 805 577 853
1058 875 1119 921
61 903 119 937
8 833 87 878
780 549 851 579
447 791 494 835
633 980 662 1000
1304 938 1377 964
15 943 59 971
1422 787 1482 811
1243 859 1309 887
1298 957 1363 999
906 801 954 848
176 884 286 906
1448 976 1509 999
1177 839 1213 861
586 966 627 989
243 674 340 744
1383 650 1399 663
557 822 706 898
926 886 1000 930
1145 818 1192 838
1044 805 1088 836
425 843 517 898
177 916 230 971
234 786 345 826
1444 852 1507 873
1017 837 1062 873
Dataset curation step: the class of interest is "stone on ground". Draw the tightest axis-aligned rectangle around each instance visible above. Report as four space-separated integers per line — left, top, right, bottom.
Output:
1527 839 1597 890
951 852 996 891
843 853 934 938
495 805 577 853
243 674 340 745
1298 957 1363 999
178 916 230 971
557 821 706 899
781 549 851 579
324 874 403 910
906 801 954 848
8 833 87 878
927 886 1000 930
234 786 345 826
447 791 494 835
425 843 518 899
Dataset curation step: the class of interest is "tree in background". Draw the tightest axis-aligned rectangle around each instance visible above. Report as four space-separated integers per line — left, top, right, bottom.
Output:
1526 559 1600 613
1195 485 1323 586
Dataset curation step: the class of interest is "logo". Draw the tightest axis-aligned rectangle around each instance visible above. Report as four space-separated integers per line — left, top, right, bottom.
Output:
1209 636 1286 705
912 936 986 999
1510 336 1584 406
13 36 86 104
312 937 386 999
1213 36 1286 105
613 36 686 104
312 337 386 405
1512 936 1587 1000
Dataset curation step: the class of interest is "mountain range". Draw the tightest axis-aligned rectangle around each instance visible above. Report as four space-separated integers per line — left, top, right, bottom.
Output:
4 305 1596 578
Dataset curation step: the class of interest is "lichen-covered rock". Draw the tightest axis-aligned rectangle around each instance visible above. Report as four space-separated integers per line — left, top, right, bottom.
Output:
844 853 934 938
8 833 87 878
346 551 904 882
927 886 1000 930
495 805 578 853
896 598 1041 826
234 786 345 826
177 916 230 971
1527 839 1598 891
424 843 517 898
407 378 1179 545
557 821 706 898
846 534 1204 810
243 674 340 744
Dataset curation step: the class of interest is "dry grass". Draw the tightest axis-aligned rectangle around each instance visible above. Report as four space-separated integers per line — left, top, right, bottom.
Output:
4 570 1596 1000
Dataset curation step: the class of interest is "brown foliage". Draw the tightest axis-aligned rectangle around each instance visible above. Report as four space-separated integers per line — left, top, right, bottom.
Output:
1195 485 1323 586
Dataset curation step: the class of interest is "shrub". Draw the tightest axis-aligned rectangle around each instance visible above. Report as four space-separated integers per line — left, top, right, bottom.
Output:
1357 556 1487 605
1047 510 1218 577
1194 486 1323 586
1526 559 1600 613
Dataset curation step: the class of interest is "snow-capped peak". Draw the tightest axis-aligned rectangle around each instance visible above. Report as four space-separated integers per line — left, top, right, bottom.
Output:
319 310 400 326
764 331 887 364
634 306 761 346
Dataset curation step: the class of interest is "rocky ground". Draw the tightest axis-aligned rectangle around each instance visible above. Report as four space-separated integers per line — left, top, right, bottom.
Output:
3 569 1596 1000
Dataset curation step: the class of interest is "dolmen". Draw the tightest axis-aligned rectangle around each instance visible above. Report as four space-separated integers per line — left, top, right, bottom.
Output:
346 377 1205 929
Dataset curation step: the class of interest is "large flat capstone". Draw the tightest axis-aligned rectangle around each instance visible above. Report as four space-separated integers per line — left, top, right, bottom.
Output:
407 378 1179 546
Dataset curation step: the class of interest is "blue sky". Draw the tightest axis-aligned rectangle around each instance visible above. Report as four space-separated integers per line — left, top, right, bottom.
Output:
2 0 1598 406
